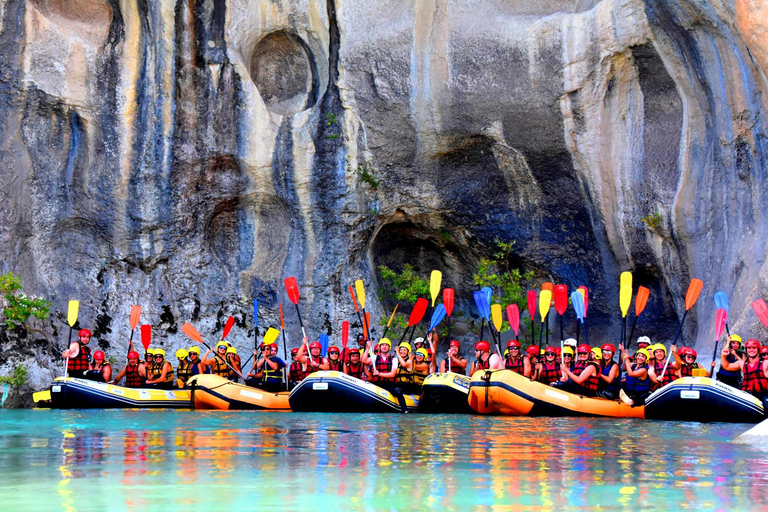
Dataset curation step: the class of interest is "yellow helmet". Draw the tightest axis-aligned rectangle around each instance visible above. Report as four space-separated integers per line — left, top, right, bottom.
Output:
175 349 189 359
503 349 509 357
635 348 650 361
730 334 742 344
379 338 391 348
145 348 155 356
216 341 228 350
652 344 667 356
415 348 428 359
398 342 411 354
154 348 165 358
226 347 237 354
591 347 602 360
188 346 201 355
562 346 574 356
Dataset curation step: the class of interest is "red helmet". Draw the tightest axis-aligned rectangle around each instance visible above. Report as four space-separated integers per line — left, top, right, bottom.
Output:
507 340 521 349
526 345 540 356
474 341 490 352
745 339 761 349
544 346 556 355
79 329 91 338
601 343 616 353
93 350 105 361
127 351 139 360
685 347 698 359
309 341 322 350
449 340 461 348
577 344 591 354
328 346 340 354
290 348 299 355
760 346 768 356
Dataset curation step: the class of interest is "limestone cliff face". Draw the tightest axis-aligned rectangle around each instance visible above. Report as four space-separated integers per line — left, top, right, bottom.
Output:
0 0 766 402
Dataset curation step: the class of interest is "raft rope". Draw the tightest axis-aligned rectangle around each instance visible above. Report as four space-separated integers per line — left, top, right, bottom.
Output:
482 371 492 409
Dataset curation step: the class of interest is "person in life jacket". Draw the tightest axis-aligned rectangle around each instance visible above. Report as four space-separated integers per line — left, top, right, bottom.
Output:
716 334 745 388
504 340 531 377
526 345 541 366
298 337 330 375
83 350 112 383
534 346 561 385
677 347 710 377
344 347 365 379
555 344 600 397
187 346 204 377
343 334 366 364
249 342 286 392
287 348 306 389
619 345 651 407
470 340 492 375
761 346 768 363
648 343 679 390
175 349 193 388
142 349 154 376
363 338 398 385
327 346 343 372
145 349 175 389
440 340 467 375
401 348 434 394
596 344 620 399
395 342 414 385
225 347 243 382
62 329 93 378
413 337 427 360
202 341 233 378
721 339 768 399
111 351 146 388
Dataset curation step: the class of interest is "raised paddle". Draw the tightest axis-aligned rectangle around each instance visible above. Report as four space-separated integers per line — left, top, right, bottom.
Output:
553 285 568 342
280 303 287 361
627 286 650 347
538 289 552 347
140 324 151 352
285 277 307 338
443 288 455 340
319 333 329 356
661 278 704 381
429 303 447 333
571 290 588 344
542 282 554 295
527 290 536 346
127 305 141 356
711 308 728 371
222 315 235 340
341 321 349 350
619 272 633 347
355 280 370 341
181 322 247 381
349 285 366 340
381 304 399 340
473 291 491 342
507 304 520 338
399 298 429 343
491 303 503 355
752 298 768 328
364 312 371 340
577 286 589 342
64 300 79 377
245 325 282 368
430 271 442 308
714 292 731 336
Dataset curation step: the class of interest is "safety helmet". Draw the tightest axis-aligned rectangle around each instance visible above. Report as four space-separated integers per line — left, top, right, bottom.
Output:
760 346 768 356
680 347 697 359
226 347 237 354
601 343 616 353
127 350 139 360
145 349 155 356
216 341 228 350
563 338 577 348
175 349 189 359
745 339 761 349
475 340 491 352
415 348 428 359
731 334 743 344
637 336 651 346
503 350 509 357
413 337 425 346
562 346 574 356
526 345 540 356
540 348 546 356
577 344 591 354
188 346 201 355
379 338 392 348
544 347 556 355
652 344 667 356
154 348 166 358
635 348 650 361
591 347 602 360
507 339 521 349
78 329 91 338
290 347 299 355
328 346 340 355
93 350 105 361
309 341 322 350
449 340 461 348
398 343 411 354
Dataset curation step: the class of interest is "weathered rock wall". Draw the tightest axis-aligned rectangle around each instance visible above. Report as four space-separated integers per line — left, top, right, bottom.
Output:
0 0 766 404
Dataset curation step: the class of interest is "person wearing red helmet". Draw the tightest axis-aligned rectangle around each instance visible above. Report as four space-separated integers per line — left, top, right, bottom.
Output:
678 347 710 377
344 347 365 379
111 351 146 388
526 345 540 366
287 347 306 389
533 346 560 384
84 350 112 383
504 340 531 377
297 337 330 375
596 343 620 399
555 344 600 397
248 342 285 392
326 346 343 372
440 340 467 375
721 339 768 399
62 329 93 378
470 340 492 375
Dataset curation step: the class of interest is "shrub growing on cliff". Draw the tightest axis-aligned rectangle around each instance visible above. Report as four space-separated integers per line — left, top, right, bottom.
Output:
0 365 27 388
377 264 431 338
0 273 51 331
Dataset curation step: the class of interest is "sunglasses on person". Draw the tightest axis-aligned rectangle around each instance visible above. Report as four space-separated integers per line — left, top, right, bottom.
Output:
154 355 163 359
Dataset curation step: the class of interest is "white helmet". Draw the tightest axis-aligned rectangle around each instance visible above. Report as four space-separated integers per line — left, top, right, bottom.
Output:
563 338 577 348
413 337 425 345
637 336 651 345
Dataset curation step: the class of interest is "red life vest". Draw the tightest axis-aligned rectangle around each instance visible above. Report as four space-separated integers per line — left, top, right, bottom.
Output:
67 343 91 372
345 362 364 379
443 356 466 375
124 364 144 388
573 360 599 391
680 362 700 378
741 360 768 395
289 361 305 382
328 359 343 372
505 355 525 375
652 360 678 389
537 361 561 384
374 354 394 383
474 358 490 371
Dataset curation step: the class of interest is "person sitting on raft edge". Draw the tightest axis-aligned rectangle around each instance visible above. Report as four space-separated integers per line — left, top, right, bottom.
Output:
298 337 330 376
250 342 285 392
596 343 620 400
327 346 343 372
504 339 531 377
648 343 679 390
83 350 112 383
145 349 175 389
720 339 768 402
440 339 467 375
534 346 561 385
110 350 146 388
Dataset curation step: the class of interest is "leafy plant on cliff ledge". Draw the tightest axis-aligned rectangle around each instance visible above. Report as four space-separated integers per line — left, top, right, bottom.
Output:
0 272 51 336
377 264 431 339
641 211 663 231
359 163 381 190
0 365 27 388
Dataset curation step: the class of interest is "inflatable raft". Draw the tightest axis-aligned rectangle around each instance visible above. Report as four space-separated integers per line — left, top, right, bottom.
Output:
45 377 192 409
468 369 644 418
187 374 291 411
645 376 765 423
289 371 419 413
419 372 473 414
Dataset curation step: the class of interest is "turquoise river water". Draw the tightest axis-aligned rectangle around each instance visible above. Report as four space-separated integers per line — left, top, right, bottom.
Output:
0 410 765 511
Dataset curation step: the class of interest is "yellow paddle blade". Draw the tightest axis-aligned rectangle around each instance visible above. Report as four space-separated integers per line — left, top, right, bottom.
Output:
264 327 280 345
355 280 366 309
67 300 79 328
430 270 443 307
620 271 633 290
620 285 632 317
538 290 552 321
33 390 51 403
491 304 503 332
386 304 399 327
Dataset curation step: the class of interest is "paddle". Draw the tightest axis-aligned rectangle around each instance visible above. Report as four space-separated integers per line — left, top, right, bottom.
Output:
577 286 589 342
349 285 366 340
63 300 79 377
182 322 247 381
381 304 399 340
222 315 235 340
254 298 260 353
714 292 731 336
430 271 442 308
443 288 455 340
355 280 370 341
711 308 728 371
491 304 503 356
661 278 704 381
319 333 329 356
571 290 588 344
527 290 536 347
538 289 552 347
127 305 141 356
429 303 446 333
553 285 567 342
399 298 429 344
473 291 491 345
244 325 281 368
342 321 349 350
140 324 151 352
364 312 371 340
619 272 632 347
507 304 520 338
627 286 650 347
752 298 768 328
541 284 553 345
482 287 493 309
280 303 287 362
285 277 307 338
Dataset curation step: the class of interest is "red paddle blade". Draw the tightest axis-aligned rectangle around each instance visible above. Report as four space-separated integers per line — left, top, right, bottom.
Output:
715 308 728 340
280 304 285 330
341 321 349 349
684 278 704 311
181 322 203 343
526 290 537 321
443 288 455 317
284 277 300 305
578 286 589 317
752 299 768 328
409 298 429 326
348 286 360 312
542 282 554 294
635 286 650 316
222 316 235 339
507 304 520 335
140 324 151 351
553 285 568 315
130 305 142 330
363 312 371 340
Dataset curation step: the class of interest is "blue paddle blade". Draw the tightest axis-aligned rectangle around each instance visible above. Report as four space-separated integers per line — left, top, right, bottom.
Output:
429 303 446 331
253 298 259 326
473 291 491 321
714 292 729 314
482 287 493 308
571 291 585 321
319 333 329 355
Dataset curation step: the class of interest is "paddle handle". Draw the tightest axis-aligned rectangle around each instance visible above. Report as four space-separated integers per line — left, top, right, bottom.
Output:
479 318 485 344
63 326 73 378
446 316 452 342
710 336 720 373
580 318 589 346
724 322 731 337
127 328 135 358
627 316 639 349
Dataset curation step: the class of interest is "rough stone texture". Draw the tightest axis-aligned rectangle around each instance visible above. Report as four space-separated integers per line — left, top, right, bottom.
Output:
0 0 766 405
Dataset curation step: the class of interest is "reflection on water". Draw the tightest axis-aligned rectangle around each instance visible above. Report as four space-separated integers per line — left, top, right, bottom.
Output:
0 410 766 511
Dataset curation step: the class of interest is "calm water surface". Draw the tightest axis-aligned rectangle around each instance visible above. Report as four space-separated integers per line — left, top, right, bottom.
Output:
0 410 765 511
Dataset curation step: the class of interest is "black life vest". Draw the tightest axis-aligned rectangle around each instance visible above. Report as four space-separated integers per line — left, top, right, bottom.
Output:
599 360 620 394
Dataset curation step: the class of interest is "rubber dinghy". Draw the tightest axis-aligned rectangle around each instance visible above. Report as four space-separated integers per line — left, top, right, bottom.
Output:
44 376 192 409
289 371 419 413
645 376 765 423
419 372 473 414
187 374 291 411
468 369 644 418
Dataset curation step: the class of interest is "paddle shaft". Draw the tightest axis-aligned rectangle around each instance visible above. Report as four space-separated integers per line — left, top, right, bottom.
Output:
627 316 639 348
711 335 721 373
294 303 307 339
559 314 563 344
580 319 589 346
63 326 73 377
446 316 452 341
201 339 247 381
127 327 135 357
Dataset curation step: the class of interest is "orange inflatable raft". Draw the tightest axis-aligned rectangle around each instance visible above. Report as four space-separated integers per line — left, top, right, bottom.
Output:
468 369 644 418
187 374 291 411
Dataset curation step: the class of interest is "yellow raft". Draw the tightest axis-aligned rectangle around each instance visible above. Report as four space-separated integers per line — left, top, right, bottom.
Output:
42 376 192 409
187 374 291 411
419 372 473 414
468 369 644 418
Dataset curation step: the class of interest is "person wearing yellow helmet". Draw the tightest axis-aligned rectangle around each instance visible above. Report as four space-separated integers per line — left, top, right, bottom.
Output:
720 340 768 400
175 349 193 388
201 341 233 378
145 348 175 389
407 347 435 392
648 343 680 390
363 337 397 384
618 344 651 406
187 346 204 377
225 346 243 382
395 342 414 386
716 334 745 387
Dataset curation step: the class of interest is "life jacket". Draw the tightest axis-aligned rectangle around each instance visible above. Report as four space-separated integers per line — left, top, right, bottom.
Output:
680 362 700 378
599 360 620 394
537 361 561 384
582 361 600 391
212 356 230 378
151 361 175 383
289 361 305 383
67 343 91 372
474 358 490 372
190 361 202 376
226 354 240 380
443 356 466 375
263 357 283 384
395 359 413 384
411 363 429 386
652 359 678 389
345 361 364 379
625 363 650 393
741 359 768 395
177 361 193 384
305 356 326 376
719 353 743 379
505 355 526 375
328 358 343 372
124 364 144 388
374 353 394 383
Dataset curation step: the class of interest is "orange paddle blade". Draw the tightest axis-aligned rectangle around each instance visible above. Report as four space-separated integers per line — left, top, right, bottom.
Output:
349 286 360 312
130 305 142 330
181 322 204 344
684 278 704 311
363 312 371 339
542 282 554 294
635 286 650 316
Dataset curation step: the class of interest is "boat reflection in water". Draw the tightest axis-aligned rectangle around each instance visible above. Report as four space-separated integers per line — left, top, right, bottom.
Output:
0 410 766 510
